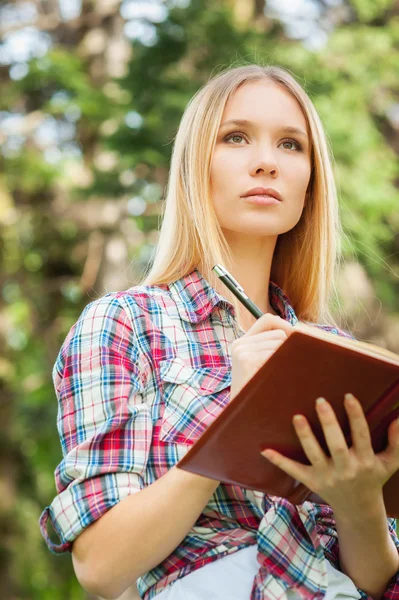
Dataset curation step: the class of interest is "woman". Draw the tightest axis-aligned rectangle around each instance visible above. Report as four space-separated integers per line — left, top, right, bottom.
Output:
39 64 399 600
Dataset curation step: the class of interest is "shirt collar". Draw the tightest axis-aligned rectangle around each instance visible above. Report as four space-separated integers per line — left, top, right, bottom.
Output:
168 268 298 326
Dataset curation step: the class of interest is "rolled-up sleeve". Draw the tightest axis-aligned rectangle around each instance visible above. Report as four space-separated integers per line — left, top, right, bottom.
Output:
315 507 399 598
39 295 153 554
381 518 399 598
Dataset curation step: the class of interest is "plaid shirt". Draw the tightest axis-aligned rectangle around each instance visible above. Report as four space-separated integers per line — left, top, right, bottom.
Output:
39 268 399 599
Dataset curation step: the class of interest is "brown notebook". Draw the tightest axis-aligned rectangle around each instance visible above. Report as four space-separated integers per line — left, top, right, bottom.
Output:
176 325 399 518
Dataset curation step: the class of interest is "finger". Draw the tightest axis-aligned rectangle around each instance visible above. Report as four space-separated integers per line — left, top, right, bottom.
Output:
344 394 375 459
292 415 329 468
236 345 285 371
231 330 286 352
386 416 399 461
236 333 287 349
315 398 350 469
250 330 288 341
235 340 285 353
244 313 294 338
233 334 287 349
377 417 399 482
260 448 312 487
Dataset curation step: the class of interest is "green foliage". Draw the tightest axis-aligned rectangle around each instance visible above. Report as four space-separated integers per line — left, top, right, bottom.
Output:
21 50 110 122
349 0 395 23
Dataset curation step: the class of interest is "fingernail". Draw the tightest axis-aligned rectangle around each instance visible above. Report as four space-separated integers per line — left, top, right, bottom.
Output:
316 397 326 406
262 450 275 459
345 393 356 403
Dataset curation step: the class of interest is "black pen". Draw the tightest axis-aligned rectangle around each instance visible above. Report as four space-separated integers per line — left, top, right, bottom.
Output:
212 264 264 319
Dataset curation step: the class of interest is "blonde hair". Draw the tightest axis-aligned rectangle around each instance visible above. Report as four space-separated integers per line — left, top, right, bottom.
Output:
136 63 347 327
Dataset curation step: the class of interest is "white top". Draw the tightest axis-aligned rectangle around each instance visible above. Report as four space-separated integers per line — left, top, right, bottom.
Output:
153 544 361 600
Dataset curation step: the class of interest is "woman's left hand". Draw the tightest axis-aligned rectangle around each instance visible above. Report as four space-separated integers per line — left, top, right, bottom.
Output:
260 393 399 515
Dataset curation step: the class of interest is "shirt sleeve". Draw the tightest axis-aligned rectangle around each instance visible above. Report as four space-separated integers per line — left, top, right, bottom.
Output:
305 321 356 340
39 294 153 554
380 518 399 599
315 506 399 599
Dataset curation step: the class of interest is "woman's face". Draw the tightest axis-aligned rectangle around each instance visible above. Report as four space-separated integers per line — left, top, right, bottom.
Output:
210 80 312 239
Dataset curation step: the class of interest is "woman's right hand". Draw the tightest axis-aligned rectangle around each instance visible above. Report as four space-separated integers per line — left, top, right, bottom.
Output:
230 314 296 400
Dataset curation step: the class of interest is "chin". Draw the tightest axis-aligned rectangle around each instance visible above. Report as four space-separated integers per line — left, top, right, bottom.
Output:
222 220 286 236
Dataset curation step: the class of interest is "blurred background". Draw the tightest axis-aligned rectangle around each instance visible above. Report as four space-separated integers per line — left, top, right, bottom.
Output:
0 0 398 598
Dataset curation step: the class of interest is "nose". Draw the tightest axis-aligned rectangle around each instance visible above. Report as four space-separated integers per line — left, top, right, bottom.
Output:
249 146 279 177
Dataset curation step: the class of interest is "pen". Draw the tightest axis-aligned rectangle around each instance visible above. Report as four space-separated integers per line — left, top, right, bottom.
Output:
212 264 264 319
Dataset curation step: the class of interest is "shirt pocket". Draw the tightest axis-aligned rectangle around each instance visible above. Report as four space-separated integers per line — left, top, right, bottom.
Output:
159 356 231 446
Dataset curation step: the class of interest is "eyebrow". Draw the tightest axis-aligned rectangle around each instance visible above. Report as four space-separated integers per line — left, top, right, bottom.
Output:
219 119 309 140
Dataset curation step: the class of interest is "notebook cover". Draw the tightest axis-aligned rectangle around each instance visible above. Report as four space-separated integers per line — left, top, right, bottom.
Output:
176 330 399 517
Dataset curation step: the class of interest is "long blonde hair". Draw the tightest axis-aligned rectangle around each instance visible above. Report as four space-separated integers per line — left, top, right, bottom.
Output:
136 63 347 327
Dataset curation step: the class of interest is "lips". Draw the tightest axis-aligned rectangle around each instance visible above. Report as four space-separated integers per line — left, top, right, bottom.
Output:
241 187 282 201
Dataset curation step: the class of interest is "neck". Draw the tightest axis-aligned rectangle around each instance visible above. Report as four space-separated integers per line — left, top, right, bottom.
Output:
221 231 277 313
198 233 279 328
229 263 278 331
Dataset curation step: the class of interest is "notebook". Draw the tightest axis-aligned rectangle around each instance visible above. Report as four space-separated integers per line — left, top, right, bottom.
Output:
176 325 399 517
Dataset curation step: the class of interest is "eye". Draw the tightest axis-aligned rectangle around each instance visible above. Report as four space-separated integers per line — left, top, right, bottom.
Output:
281 139 303 152
223 132 303 152
223 131 248 144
